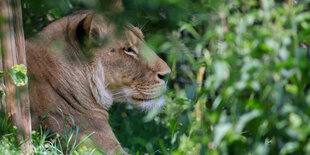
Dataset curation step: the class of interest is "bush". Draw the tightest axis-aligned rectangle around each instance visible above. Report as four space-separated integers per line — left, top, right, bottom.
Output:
114 1 310 154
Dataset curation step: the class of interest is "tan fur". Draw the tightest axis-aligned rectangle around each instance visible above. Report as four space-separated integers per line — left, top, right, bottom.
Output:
26 10 170 154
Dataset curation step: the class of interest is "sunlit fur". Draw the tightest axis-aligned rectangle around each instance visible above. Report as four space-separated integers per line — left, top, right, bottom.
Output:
139 96 165 111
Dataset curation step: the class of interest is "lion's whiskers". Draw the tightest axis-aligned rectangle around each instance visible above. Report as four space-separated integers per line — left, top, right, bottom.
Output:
110 88 140 100
109 87 161 101
110 91 125 96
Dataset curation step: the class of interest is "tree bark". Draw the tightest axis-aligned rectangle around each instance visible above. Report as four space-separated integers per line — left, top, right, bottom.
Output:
0 37 3 110
0 0 32 150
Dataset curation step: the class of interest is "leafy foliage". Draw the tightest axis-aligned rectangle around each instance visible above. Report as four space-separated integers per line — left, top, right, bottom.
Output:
8 64 28 87
1 0 310 154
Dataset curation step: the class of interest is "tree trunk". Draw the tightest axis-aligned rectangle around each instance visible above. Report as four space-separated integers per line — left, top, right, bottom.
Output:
0 0 32 150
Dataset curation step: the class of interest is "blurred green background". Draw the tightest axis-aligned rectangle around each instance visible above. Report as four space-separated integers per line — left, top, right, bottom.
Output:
1 0 310 154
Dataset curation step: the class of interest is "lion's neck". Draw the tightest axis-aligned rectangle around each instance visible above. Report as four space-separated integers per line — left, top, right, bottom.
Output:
87 60 113 109
47 57 113 111
26 22 113 113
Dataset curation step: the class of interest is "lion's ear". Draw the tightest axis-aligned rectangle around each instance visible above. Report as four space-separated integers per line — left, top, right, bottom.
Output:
76 13 100 46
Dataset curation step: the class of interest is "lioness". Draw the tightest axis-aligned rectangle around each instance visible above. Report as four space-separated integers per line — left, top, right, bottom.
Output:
26 10 170 154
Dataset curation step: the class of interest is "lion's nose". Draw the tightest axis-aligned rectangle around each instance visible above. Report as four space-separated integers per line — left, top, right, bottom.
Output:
156 70 171 80
153 57 171 81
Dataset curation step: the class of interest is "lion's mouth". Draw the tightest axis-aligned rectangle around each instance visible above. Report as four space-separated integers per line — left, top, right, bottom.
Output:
131 95 162 102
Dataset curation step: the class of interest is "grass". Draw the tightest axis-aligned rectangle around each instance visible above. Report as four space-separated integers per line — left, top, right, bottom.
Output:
0 108 100 155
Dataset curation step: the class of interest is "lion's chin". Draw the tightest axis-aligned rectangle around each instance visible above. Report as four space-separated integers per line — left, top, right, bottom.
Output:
129 96 165 112
139 96 165 112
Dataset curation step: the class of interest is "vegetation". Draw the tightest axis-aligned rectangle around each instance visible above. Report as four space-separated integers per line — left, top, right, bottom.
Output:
1 0 310 154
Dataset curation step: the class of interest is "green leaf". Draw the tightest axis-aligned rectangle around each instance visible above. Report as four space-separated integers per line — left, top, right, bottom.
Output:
180 23 200 39
289 113 302 128
214 123 232 146
8 64 28 87
235 110 261 134
285 84 298 95
280 142 299 155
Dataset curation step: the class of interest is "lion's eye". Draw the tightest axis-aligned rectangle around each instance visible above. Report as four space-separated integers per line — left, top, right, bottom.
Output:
124 47 137 55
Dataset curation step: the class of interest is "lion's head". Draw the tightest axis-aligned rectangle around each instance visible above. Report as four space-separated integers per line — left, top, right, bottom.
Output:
73 11 171 111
